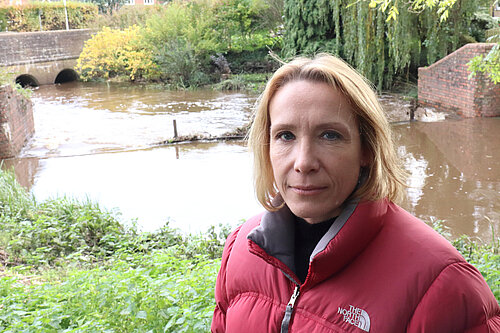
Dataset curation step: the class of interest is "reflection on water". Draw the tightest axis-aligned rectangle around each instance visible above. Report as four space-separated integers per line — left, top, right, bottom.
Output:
395 118 500 240
2 82 499 240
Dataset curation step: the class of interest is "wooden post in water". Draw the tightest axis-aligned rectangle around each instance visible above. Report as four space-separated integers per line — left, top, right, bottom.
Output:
173 119 178 138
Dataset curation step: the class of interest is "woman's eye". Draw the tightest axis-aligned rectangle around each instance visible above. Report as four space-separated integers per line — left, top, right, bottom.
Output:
276 131 295 141
321 131 342 140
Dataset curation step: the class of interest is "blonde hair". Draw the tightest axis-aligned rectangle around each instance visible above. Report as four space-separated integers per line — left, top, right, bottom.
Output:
248 53 407 211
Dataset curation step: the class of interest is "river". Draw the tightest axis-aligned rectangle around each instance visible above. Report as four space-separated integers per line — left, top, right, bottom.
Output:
2 82 499 241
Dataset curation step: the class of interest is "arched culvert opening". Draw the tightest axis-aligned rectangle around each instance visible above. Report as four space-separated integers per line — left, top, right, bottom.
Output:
15 74 39 88
55 69 79 84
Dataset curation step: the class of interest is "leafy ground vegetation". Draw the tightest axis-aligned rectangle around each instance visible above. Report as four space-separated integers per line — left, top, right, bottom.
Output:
0 68 32 99
0 167 498 331
0 168 230 332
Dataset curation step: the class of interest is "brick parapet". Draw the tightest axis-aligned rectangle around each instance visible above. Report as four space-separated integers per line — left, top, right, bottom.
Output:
418 43 500 118
0 85 34 159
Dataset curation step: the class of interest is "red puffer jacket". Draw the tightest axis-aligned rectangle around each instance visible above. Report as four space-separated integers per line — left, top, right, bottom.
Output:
211 199 500 332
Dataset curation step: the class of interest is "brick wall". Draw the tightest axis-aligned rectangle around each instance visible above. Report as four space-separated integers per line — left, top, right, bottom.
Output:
418 43 500 118
0 29 93 66
0 85 34 158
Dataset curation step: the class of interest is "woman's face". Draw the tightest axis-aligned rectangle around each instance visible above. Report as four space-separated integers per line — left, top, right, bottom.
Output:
269 80 368 224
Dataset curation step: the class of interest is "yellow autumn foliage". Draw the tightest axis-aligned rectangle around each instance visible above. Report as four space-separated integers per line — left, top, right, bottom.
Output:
76 25 156 81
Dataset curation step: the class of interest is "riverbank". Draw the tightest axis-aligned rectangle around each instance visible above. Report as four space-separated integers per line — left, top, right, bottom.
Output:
0 167 229 331
0 167 498 331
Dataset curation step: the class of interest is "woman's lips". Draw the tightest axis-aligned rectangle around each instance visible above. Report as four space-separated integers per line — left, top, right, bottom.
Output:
290 185 327 195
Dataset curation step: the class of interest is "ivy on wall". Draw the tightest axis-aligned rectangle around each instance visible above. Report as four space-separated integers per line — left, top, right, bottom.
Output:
283 0 488 90
0 2 98 32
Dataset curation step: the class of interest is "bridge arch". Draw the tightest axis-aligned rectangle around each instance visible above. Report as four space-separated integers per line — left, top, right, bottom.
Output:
55 68 79 84
16 74 39 88
0 30 93 86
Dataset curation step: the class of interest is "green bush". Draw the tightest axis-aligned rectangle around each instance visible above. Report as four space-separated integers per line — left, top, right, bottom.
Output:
76 25 156 82
469 12 499 42
213 72 269 91
78 0 282 85
0 252 219 332
485 27 500 43
0 2 98 32
0 167 230 331
468 43 500 85
92 4 163 30
153 39 210 88
0 167 228 266
432 220 500 301
453 235 500 301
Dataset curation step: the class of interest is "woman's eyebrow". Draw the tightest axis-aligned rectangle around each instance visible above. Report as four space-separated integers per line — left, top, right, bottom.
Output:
270 122 353 132
269 123 297 132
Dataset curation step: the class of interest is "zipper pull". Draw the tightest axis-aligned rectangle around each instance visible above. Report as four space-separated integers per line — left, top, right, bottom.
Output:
288 285 300 308
280 285 300 333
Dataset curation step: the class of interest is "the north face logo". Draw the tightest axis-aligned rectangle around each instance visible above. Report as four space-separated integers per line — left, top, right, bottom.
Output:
337 305 371 332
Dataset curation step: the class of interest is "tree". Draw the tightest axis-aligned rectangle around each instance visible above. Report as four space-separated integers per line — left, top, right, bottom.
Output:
368 0 458 21
468 42 500 84
86 0 127 15
370 0 499 85
282 0 479 90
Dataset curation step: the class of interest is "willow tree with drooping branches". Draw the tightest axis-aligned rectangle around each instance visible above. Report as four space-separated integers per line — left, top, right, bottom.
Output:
283 0 489 90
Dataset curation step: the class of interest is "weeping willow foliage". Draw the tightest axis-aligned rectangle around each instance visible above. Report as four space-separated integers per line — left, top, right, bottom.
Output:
283 0 484 90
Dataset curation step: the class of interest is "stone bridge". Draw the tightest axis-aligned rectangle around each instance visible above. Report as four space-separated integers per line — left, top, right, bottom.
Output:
0 29 93 86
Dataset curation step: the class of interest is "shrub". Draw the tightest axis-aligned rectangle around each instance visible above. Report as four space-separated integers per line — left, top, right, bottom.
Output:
0 252 219 332
153 39 211 88
0 2 97 32
77 0 281 84
92 4 163 29
0 167 229 266
76 25 156 81
468 43 500 85
142 0 281 83
469 12 499 42
432 220 500 301
453 234 500 301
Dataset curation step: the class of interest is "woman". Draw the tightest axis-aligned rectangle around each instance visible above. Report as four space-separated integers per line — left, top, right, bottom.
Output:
211 54 500 332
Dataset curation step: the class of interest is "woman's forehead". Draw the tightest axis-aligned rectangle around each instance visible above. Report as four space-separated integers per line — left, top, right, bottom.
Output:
268 80 359 129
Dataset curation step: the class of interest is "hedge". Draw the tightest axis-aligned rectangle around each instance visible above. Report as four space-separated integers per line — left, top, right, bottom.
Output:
0 1 97 32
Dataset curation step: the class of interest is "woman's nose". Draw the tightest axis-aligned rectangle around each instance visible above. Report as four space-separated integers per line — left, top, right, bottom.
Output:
293 140 320 173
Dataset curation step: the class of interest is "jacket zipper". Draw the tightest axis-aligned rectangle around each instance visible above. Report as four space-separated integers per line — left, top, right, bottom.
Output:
280 284 300 333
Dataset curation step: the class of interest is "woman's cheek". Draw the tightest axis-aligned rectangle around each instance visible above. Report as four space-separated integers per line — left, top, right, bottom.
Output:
270 141 292 156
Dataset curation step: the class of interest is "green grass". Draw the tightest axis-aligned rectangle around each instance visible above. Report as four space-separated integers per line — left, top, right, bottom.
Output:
0 68 32 99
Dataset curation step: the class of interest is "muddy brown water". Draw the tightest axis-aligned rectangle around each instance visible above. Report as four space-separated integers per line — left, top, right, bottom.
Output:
2 82 499 241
